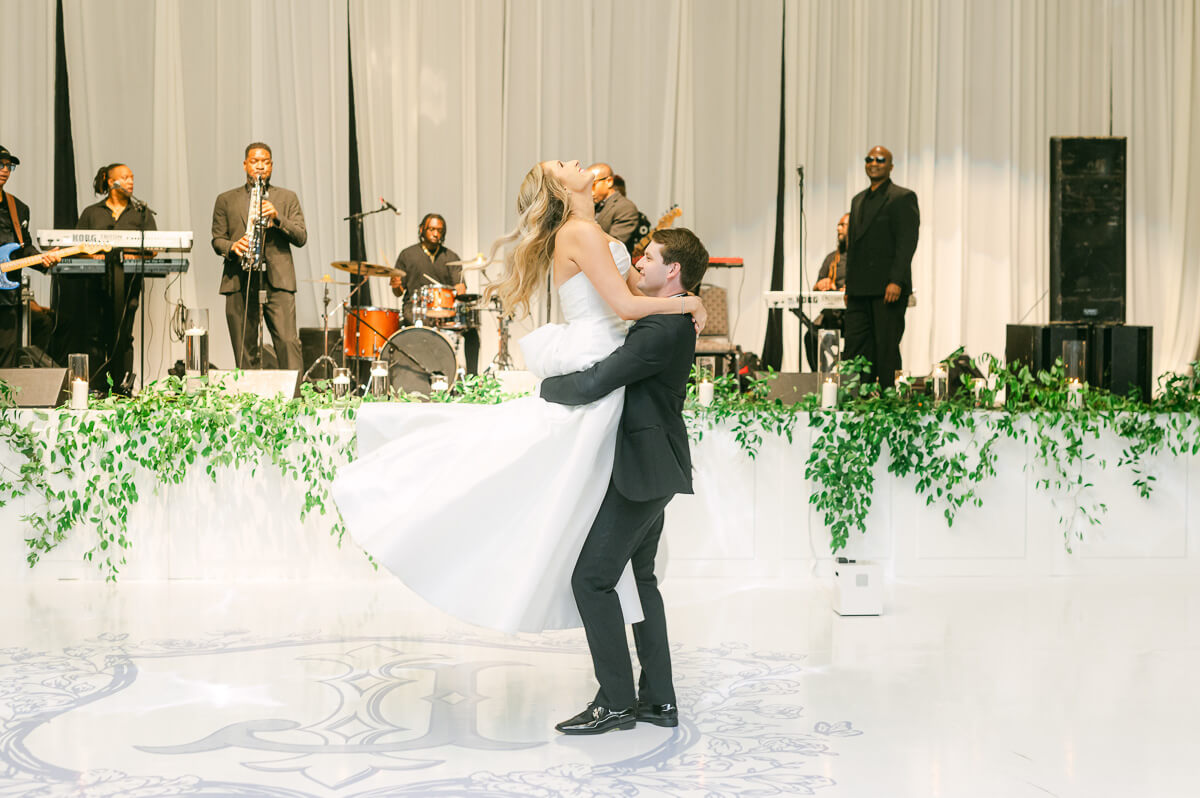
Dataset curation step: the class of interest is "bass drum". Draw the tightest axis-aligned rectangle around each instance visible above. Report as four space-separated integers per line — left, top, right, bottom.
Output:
379 327 458 395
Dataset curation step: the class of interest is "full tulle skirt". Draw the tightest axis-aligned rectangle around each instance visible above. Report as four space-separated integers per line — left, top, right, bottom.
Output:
332 318 641 633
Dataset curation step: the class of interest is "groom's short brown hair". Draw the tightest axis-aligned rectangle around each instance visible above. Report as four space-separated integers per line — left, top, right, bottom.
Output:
653 227 708 292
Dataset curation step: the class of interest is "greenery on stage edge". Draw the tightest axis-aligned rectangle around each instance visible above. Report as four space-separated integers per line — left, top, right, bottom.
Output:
685 354 1200 554
4 360 1199 579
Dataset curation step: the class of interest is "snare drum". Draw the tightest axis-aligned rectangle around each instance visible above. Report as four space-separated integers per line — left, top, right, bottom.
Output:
343 306 400 359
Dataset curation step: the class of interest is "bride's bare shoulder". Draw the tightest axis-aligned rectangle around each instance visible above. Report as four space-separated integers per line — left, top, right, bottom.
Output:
556 219 607 250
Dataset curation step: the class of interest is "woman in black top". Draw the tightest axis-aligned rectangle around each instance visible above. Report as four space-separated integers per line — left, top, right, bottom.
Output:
57 163 156 393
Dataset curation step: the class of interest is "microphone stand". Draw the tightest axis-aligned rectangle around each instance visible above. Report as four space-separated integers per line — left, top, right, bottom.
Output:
133 198 156 391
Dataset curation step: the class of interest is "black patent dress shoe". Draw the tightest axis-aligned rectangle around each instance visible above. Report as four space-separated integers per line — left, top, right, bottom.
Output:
555 703 636 735
636 701 679 727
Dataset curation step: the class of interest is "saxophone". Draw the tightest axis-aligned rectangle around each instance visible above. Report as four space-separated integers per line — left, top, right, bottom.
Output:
241 176 268 271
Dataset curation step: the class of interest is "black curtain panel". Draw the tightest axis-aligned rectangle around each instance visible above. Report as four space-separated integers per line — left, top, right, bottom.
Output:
760 6 787 371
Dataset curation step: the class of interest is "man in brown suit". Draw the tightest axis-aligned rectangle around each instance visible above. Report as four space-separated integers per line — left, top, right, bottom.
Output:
211 142 307 369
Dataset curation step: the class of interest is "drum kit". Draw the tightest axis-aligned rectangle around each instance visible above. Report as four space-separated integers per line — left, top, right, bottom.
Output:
303 256 512 395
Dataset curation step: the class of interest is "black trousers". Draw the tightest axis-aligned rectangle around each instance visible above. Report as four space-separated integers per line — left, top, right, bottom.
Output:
224 273 302 370
571 479 675 709
0 305 19 368
843 295 907 389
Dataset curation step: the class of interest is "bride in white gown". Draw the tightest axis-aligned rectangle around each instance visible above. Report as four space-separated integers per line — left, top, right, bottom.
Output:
332 160 704 634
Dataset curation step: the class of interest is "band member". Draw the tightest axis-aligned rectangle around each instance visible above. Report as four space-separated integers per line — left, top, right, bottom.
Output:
805 213 849 371
211 142 306 370
389 213 479 373
0 146 60 369
588 162 641 246
844 146 919 389
63 163 157 392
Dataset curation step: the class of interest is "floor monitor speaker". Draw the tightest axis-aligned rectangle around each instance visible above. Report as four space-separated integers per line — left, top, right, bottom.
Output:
0 368 69 407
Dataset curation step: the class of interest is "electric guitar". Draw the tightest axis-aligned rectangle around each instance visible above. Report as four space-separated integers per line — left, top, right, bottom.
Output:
631 205 682 260
0 242 112 289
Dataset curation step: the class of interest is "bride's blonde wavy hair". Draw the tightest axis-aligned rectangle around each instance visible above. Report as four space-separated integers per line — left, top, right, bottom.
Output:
483 163 575 318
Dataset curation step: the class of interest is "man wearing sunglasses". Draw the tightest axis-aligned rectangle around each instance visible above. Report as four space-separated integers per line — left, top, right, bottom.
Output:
589 162 641 248
843 145 920 389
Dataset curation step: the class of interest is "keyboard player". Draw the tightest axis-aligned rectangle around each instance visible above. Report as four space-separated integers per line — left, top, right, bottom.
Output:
57 163 156 393
805 213 848 371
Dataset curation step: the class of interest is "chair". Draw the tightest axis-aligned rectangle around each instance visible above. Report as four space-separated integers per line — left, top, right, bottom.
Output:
694 284 740 377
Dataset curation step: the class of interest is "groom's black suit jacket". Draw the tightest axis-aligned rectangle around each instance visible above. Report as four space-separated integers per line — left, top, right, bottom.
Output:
539 314 695 501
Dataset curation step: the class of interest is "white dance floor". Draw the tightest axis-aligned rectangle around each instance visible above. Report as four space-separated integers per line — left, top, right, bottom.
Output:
3 572 1197 797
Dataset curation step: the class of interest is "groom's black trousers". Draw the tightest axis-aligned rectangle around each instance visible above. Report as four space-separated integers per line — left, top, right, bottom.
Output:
571 477 676 710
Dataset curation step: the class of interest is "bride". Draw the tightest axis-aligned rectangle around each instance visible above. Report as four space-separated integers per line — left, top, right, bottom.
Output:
331 159 705 634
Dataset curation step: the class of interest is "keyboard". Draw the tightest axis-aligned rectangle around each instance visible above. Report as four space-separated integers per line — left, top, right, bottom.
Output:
764 290 917 311
51 257 190 276
36 229 194 251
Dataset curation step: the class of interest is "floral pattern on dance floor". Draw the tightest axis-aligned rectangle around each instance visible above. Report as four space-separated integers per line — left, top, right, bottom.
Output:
0 632 859 796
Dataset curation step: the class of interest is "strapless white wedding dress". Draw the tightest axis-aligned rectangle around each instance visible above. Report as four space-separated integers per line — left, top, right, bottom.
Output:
332 241 641 633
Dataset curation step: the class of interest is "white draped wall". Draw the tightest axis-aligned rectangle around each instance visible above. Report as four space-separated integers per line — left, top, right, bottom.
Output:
0 0 56 309
4 0 1199 380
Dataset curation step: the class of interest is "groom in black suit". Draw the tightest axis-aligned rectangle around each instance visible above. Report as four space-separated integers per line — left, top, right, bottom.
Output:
540 228 708 735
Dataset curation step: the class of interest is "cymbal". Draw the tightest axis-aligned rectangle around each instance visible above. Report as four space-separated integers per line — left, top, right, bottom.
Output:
302 275 351 285
331 260 404 278
456 293 481 304
448 255 493 270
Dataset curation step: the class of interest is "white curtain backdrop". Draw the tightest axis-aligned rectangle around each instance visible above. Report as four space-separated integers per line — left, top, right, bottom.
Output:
61 0 348 378
5 0 1198 380
783 0 1200 377
350 0 782 368
0 0 56 308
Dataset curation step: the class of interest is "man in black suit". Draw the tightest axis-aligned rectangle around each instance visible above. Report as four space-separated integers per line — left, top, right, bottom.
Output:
211 142 307 369
844 145 919 389
540 227 708 735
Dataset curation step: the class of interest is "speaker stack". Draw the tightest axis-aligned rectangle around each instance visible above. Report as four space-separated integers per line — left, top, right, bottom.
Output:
1006 137 1152 399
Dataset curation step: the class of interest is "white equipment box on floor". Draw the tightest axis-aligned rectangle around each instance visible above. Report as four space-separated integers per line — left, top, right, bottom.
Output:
833 560 883 616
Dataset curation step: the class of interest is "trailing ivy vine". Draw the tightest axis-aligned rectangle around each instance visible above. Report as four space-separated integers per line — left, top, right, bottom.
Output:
4 357 1197 578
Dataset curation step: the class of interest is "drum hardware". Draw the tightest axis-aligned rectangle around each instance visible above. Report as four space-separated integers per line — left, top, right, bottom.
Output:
301 276 344 384
483 295 517 371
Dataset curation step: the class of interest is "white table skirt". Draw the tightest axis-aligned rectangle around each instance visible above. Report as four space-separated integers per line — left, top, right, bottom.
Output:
4 410 1196 582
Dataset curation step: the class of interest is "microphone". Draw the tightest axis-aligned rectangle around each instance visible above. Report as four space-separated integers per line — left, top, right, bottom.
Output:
796 165 804 185
129 193 156 215
380 197 400 215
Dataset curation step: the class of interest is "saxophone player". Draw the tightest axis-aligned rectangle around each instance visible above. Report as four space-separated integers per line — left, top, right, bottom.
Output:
211 142 306 369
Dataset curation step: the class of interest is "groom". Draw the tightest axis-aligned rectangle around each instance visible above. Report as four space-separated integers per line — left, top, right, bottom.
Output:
540 227 709 734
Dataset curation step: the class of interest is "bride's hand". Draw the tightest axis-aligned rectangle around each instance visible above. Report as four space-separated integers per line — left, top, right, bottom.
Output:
684 295 707 334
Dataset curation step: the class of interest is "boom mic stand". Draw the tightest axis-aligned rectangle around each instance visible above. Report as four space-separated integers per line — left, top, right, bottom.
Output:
301 279 340 384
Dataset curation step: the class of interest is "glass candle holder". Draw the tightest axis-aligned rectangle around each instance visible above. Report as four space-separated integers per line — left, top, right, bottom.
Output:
68 353 89 410
184 308 210 379
1063 340 1086 384
331 367 352 399
816 329 840 382
368 359 389 398
931 364 948 402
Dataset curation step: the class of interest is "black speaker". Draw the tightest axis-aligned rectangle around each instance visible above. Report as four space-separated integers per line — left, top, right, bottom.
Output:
1005 323 1152 399
1005 323 1089 375
300 326 343 380
1050 137 1126 323
0 368 68 407
1091 324 1153 400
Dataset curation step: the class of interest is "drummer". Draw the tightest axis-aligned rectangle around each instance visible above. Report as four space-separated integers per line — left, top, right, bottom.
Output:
390 212 478 373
